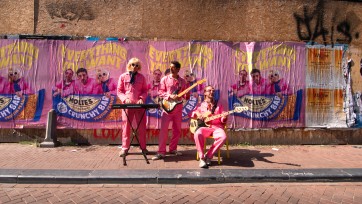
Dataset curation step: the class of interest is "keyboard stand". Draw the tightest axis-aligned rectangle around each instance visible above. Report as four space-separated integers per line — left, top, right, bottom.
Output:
122 108 149 166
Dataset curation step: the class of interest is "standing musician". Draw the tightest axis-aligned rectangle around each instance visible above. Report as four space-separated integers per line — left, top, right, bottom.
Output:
191 85 227 168
152 61 187 160
117 58 148 157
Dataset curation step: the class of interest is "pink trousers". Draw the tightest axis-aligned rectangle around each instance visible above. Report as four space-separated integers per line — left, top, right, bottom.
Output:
121 109 147 150
194 127 226 159
157 104 183 155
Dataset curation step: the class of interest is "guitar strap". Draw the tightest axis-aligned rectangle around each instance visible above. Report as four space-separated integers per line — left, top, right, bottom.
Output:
172 77 182 95
211 100 218 114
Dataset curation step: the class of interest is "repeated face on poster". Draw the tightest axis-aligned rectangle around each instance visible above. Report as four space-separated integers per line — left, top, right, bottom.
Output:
0 40 351 129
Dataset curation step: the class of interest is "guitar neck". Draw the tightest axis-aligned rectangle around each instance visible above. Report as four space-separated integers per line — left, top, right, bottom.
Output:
177 82 199 97
205 110 234 123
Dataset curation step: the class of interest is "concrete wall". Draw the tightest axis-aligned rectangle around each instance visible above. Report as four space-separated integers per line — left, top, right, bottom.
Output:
1 0 361 47
0 0 361 145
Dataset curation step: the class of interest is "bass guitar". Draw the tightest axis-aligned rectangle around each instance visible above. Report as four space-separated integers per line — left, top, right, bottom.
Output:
189 106 248 134
161 78 206 113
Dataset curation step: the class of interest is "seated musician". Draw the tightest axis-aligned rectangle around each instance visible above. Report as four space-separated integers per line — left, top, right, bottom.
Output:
117 58 148 157
191 85 227 168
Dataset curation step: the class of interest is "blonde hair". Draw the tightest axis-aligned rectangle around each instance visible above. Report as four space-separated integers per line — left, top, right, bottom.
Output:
126 57 142 71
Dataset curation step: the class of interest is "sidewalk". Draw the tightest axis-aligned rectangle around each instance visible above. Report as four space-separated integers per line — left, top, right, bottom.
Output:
0 143 361 184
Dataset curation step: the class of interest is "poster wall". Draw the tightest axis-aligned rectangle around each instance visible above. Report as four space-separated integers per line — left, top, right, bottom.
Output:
0 40 350 129
305 45 349 127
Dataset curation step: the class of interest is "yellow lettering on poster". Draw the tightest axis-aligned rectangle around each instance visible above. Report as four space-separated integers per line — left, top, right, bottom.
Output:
60 43 127 71
0 42 39 70
148 44 213 73
233 44 296 74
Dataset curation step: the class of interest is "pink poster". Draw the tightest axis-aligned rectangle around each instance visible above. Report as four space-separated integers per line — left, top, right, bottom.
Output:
0 40 306 129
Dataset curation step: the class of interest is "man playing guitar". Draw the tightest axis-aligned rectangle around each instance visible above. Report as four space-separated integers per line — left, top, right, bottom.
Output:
191 85 227 168
152 61 188 160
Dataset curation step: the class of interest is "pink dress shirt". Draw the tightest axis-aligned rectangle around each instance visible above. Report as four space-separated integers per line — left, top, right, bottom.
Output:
117 72 148 103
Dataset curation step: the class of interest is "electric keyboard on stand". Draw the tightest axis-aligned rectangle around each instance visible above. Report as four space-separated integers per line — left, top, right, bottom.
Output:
112 104 160 109
111 103 160 166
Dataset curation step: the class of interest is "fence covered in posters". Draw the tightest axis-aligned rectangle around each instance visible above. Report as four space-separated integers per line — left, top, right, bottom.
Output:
0 39 352 129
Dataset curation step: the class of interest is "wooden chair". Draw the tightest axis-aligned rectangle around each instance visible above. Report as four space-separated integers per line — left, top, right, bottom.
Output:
196 129 229 164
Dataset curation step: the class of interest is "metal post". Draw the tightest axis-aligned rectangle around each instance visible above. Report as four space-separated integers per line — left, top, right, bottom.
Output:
40 109 58 148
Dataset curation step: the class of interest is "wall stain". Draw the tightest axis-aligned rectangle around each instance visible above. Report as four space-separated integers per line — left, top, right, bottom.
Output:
46 1 95 22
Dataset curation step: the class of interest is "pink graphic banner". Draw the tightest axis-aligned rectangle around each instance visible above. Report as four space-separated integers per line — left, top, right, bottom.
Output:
0 40 306 129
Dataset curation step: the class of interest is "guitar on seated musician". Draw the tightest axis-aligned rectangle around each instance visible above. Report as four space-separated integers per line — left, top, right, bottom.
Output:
190 85 228 168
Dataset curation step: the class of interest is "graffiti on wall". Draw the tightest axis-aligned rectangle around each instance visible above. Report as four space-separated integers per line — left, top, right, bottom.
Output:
294 0 361 46
46 1 95 22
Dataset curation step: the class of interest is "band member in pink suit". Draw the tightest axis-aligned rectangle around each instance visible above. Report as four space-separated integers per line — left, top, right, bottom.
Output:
191 85 227 168
148 69 162 100
230 69 250 97
249 68 268 95
97 69 117 98
117 58 148 157
267 70 292 97
8 68 34 97
146 69 162 129
53 68 75 97
74 68 102 95
152 61 187 160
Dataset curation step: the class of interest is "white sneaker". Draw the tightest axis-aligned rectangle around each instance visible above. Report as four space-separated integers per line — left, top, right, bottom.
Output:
199 159 207 168
119 149 128 157
152 154 165 160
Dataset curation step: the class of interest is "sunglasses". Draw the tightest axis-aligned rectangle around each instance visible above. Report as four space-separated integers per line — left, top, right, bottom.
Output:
205 89 215 92
131 63 139 68
269 73 279 77
9 72 18 76
98 73 107 77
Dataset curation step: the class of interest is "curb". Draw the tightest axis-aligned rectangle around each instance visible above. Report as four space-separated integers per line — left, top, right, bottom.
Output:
1 168 362 184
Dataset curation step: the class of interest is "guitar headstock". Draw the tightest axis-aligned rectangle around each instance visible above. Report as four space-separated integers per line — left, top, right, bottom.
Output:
197 78 207 85
234 106 248 113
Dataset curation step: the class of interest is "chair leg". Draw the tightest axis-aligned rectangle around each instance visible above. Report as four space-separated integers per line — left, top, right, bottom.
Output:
217 149 221 164
226 138 230 159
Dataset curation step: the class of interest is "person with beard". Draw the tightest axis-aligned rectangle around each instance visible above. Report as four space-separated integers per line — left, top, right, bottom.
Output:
249 68 268 95
53 68 75 97
152 61 187 160
148 69 162 100
191 85 227 168
117 58 148 157
74 68 102 95
230 69 249 97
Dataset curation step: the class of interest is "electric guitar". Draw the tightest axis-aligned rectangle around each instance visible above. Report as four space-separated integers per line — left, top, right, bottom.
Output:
189 106 249 134
161 78 206 113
